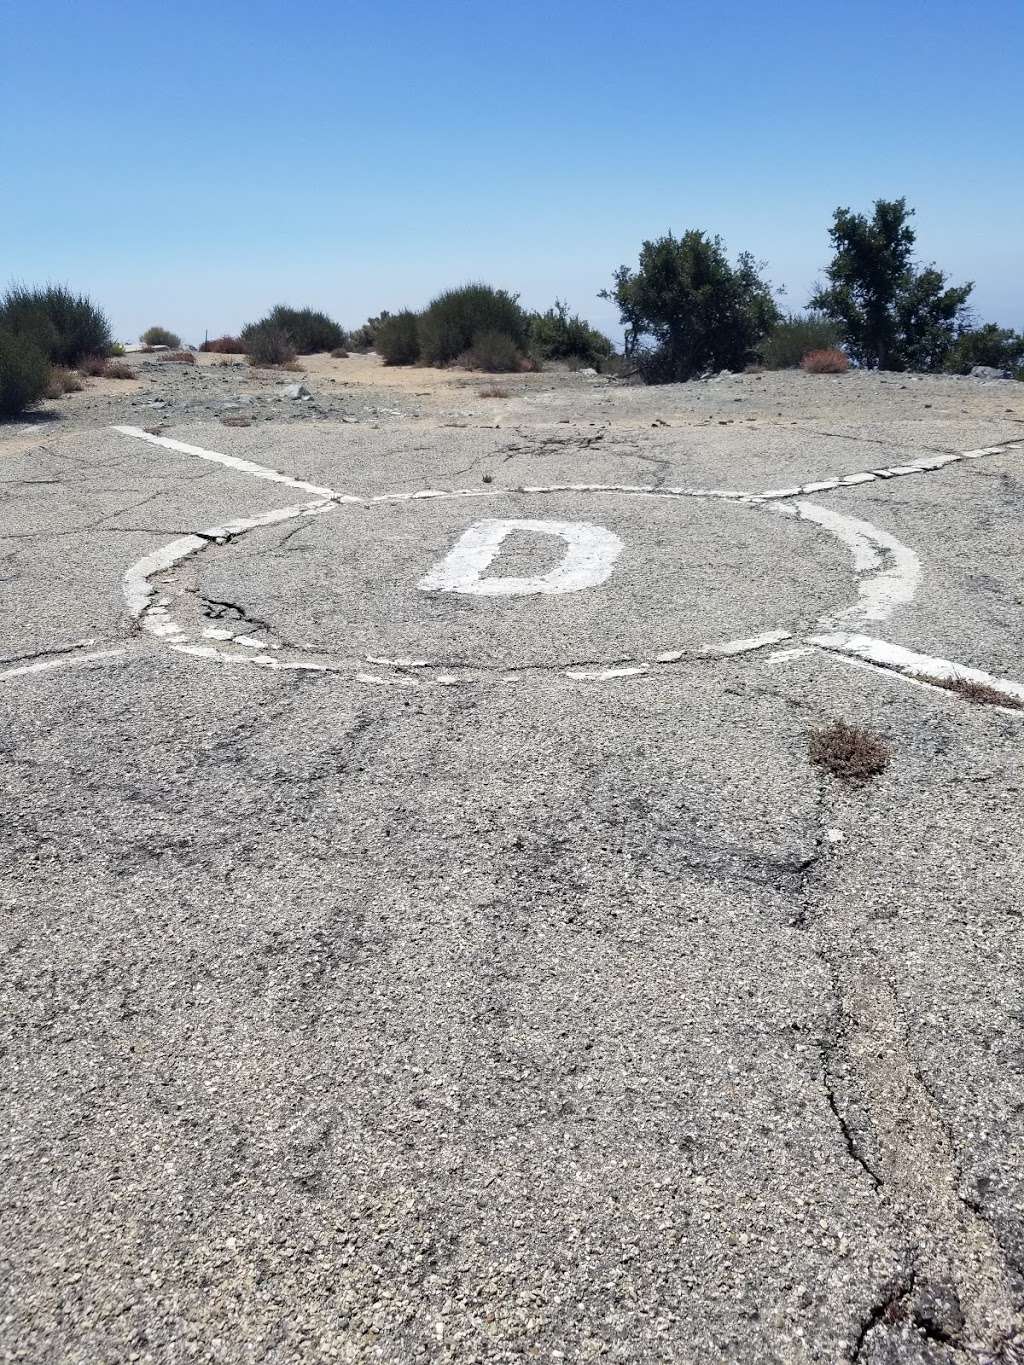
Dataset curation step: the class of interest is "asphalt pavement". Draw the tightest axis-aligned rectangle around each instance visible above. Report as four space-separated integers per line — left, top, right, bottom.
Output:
2 365 1023 1363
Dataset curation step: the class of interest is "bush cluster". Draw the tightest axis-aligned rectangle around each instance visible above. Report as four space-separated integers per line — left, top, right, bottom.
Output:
141 325 181 348
241 322 296 367
0 283 111 368
263 304 345 354
759 313 842 369
199 336 246 354
0 330 50 416
417 285 530 368
943 323 1024 376
528 300 613 368
375 310 420 365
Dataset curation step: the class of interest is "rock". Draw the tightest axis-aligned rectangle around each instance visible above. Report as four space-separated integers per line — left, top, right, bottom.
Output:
282 382 310 399
970 365 1010 380
577 367 597 376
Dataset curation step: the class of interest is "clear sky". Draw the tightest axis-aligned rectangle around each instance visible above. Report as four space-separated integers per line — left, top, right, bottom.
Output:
2 0 1021 346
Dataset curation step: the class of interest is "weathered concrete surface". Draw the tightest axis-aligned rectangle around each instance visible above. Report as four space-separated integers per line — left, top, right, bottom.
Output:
2 366 1023 1363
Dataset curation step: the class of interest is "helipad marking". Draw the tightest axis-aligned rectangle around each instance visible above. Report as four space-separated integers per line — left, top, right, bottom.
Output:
419 518 624 597
706 629 792 656
99 425 1024 707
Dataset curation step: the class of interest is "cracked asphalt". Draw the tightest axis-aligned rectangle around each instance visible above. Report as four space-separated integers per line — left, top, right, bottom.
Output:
2 358 1024 1363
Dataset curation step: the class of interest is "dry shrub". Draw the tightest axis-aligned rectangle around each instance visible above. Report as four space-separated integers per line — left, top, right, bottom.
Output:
914 673 1023 710
801 347 849 374
157 350 196 365
478 385 511 398
77 354 108 376
809 720 890 782
104 360 134 379
221 414 253 428
200 335 246 354
46 366 84 397
330 347 349 359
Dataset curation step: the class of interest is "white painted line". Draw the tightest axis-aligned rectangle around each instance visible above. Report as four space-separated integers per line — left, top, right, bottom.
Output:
419 518 624 597
808 632 1024 705
356 672 421 688
706 628 792 656
0 648 127 681
365 655 430 668
655 649 685 663
766 646 814 664
565 665 649 680
113 425 345 499
123 536 208 617
793 502 920 626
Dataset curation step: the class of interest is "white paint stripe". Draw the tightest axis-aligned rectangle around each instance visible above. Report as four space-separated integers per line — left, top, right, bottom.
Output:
565 665 649 680
113 425 345 499
808 632 1024 704
123 536 207 617
0 648 127 681
356 672 421 688
793 501 920 625
765 646 814 664
706 629 792 656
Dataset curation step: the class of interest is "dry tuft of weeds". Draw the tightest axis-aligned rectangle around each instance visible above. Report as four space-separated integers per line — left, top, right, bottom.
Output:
913 673 1023 710
157 350 197 365
45 367 84 397
801 347 849 374
809 720 890 782
104 361 134 379
478 385 511 398
221 414 253 428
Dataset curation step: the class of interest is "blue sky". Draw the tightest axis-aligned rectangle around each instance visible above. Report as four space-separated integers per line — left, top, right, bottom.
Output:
2 0 1021 345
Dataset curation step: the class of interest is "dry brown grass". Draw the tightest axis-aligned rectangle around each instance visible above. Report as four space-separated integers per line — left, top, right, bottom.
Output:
801 348 849 374
104 361 134 379
478 385 511 398
809 720 890 782
157 350 197 365
200 336 245 354
77 354 109 377
913 673 1023 710
221 414 253 428
45 367 84 397
330 347 349 359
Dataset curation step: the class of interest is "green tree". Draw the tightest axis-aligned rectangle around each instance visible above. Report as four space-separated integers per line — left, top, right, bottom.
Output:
943 322 1024 376
601 231 779 383
809 199 972 371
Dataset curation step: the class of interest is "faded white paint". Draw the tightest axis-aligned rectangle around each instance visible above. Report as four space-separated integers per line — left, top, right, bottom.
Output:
113 425 345 499
792 501 921 625
706 628 792 656
808 631 1024 705
418 518 624 597
0 648 127 681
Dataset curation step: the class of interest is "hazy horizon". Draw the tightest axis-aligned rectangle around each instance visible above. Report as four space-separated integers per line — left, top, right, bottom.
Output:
3 0 1022 348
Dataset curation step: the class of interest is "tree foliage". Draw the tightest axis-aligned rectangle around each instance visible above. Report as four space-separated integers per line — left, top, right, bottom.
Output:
809 199 972 371
943 322 1024 376
601 231 779 383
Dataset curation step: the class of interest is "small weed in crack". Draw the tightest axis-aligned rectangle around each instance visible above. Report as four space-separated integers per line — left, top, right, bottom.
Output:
809 721 890 783
913 672 1023 710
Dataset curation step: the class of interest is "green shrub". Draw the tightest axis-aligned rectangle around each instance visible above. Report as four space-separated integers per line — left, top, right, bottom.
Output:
375 310 420 365
0 283 111 367
759 312 842 369
529 300 613 368
109 341 126 356
418 283 529 367
348 317 382 351
460 330 523 373
0 330 51 416
141 325 181 348
602 231 780 384
943 323 1024 375
241 322 296 367
263 304 346 354
809 198 972 370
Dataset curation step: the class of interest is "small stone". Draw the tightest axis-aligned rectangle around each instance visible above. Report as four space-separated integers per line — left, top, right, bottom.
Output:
282 382 311 399
970 365 1010 380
